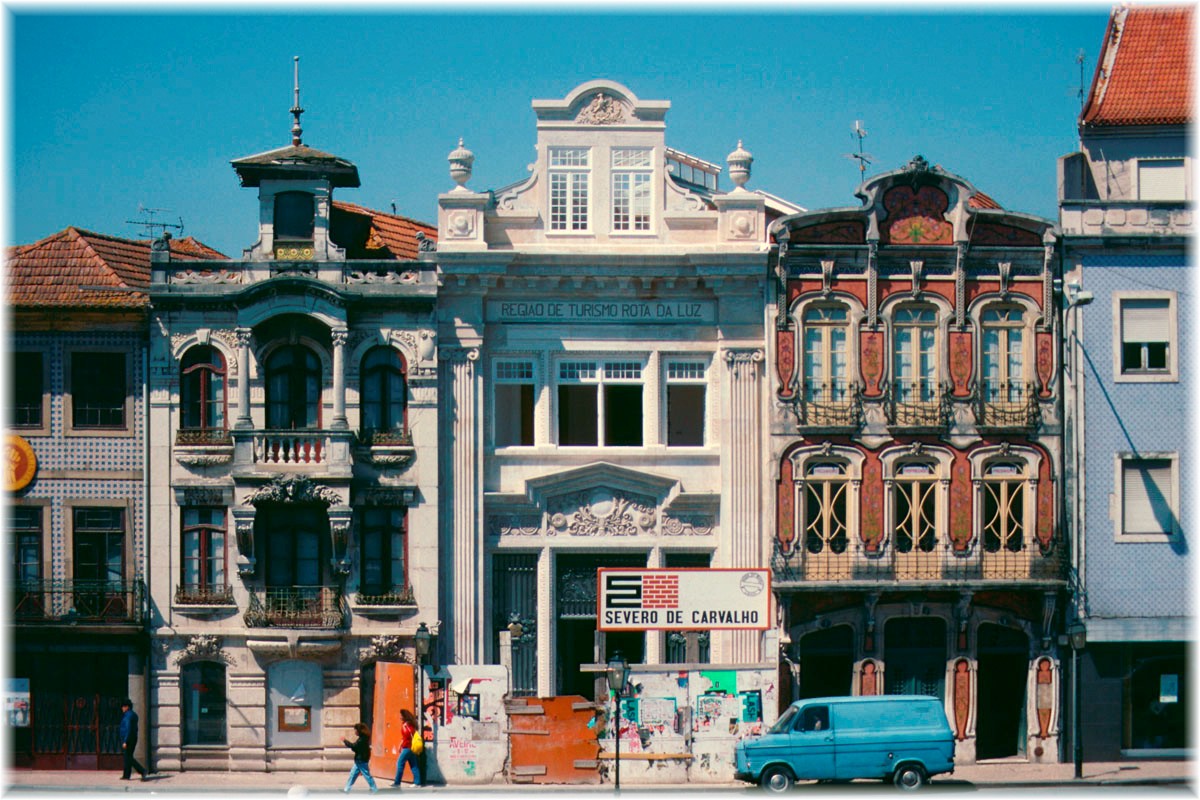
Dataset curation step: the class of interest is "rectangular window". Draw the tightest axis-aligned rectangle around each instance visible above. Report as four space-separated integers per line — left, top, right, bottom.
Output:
11 506 42 584
181 507 227 593
612 148 652 232
73 507 125 584
549 147 590 231
359 507 406 596
557 360 644 446
494 360 535 447
666 360 706 446
1120 457 1177 539
9 352 45 429
71 351 127 429
1118 297 1173 378
1138 159 1187 201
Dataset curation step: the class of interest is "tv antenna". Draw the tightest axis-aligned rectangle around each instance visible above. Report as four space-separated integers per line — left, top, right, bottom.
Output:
843 120 873 181
1075 49 1087 110
126 204 184 240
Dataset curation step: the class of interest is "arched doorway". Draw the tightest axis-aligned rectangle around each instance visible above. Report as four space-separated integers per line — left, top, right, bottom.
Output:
799 625 854 698
975 623 1028 760
884 617 946 697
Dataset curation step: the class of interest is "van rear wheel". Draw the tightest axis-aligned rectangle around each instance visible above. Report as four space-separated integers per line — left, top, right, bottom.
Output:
893 763 927 790
760 766 795 793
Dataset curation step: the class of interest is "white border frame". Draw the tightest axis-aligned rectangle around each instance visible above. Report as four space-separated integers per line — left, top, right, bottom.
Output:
1112 291 1179 383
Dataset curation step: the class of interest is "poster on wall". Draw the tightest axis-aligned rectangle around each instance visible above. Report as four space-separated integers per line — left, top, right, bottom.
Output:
1160 674 1179 704
6 679 29 727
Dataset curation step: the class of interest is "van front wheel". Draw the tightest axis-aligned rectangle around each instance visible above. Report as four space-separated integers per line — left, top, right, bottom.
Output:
893 764 927 790
760 766 795 793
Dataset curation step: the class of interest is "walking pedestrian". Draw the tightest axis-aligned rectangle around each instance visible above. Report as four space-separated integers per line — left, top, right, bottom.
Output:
342 723 379 793
391 709 422 788
118 698 147 781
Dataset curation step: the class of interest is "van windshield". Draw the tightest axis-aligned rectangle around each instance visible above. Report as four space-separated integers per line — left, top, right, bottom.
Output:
769 706 798 734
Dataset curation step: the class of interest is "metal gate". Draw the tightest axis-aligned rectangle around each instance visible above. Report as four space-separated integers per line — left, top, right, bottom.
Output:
507 695 600 784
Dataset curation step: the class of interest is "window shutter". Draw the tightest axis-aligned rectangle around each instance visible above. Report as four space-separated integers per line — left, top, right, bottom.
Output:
1138 160 1186 201
1121 299 1169 343
1123 459 1173 535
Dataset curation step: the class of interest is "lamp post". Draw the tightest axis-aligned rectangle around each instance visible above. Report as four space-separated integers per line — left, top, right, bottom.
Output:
1068 621 1087 779
606 651 629 793
414 622 431 746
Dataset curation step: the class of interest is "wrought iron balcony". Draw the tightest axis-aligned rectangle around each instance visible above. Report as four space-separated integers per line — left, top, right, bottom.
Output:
353 585 416 606
886 383 949 429
771 540 1064 585
10 579 146 626
174 584 235 606
794 383 861 429
975 381 1040 430
244 586 346 629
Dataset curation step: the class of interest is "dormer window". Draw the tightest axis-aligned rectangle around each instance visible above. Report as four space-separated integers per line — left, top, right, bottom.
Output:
612 148 652 232
274 191 315 241
549 147 590 231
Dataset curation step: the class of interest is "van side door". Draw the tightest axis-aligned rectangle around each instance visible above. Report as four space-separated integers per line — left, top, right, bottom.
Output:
831 701 895 781
787 703 836 781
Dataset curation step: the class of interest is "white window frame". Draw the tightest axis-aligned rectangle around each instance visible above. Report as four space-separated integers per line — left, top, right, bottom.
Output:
980 306 1028 402
611 147 654 234
891 305 940 402
1112 291 1178 383
555 357 646 447
548 147 591 233
1135 157 1189 202
493 358 538 449
663 358 709 447
1114 452 1180 542
801 305 851 402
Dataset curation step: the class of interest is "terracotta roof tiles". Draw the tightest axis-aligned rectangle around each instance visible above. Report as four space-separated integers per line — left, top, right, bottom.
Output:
331 200 437 260
1081 5 1193 127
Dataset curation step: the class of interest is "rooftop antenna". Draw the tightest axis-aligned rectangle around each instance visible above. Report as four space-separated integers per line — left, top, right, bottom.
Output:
126 204 184 240
290 55 304 146
843 120 873 183
1076 49 1087 111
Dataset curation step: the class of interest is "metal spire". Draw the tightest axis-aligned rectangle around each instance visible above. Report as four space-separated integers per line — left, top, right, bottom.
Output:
290 56 304 147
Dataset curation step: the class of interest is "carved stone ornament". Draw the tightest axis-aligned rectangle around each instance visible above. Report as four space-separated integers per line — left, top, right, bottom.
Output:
244 475 342 507
175 453 234 467
175 634 233 666
359 635 414 664
170 268 242 285
575 92 627 125
447 210 475 238
729 211 756 239
909 260 925 298
997 261 1013 296
661 515 714 536
547 488 656 537
488 514 542 537
345 269 420 285
416 231 437 252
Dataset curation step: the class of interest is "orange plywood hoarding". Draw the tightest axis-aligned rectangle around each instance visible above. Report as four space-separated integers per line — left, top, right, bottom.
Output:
369 662 416 781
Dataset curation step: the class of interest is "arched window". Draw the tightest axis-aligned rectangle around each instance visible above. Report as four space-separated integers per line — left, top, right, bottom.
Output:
981 461 1026 553
181 346 227 431
360 347 408 435
802 306 849 402
803 462 848 555
274 191 315 241
894 461 937 553
182 661 226 745
981 307 1025 402
892 306 938 402
265 345 321 430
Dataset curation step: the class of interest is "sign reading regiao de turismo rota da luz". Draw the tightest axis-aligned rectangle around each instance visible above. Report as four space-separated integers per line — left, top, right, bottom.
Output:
597 568 771 631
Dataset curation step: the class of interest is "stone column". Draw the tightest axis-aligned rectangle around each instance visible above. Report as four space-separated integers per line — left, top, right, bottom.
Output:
331 327 348 429
724 349 764 663
235 327 253 428
441 347 483 665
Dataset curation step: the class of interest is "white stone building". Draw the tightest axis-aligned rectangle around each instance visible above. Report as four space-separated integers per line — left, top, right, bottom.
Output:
431 80 800 698
144 100 440 772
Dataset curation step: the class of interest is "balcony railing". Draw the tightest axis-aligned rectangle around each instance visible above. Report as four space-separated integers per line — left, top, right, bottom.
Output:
176 428 233 446
11 580 146 625
252 432 328 465
353 586 416 606
975 381 1040 430
795 383 861 428
244 586 346 629
174 584 235 606
886 383 948 429
772 541 1064 584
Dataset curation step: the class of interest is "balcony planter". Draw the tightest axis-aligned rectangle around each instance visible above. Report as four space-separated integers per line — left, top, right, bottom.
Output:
173 584 237 615
355 429 416 468
351 587 418 618
174 429 234 466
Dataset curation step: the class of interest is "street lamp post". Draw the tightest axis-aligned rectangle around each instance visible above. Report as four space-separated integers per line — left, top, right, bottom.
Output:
606 651 629 793
1068 621 1087 779
414 622 431 747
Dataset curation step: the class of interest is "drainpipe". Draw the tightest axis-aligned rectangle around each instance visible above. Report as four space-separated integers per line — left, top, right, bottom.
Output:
142 327 153 772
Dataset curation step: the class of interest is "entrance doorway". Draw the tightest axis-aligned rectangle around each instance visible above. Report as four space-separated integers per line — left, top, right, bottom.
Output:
16 652 126 769
555 552 645 698
799 625 854 698
884 617 947 697
975 624 1029 760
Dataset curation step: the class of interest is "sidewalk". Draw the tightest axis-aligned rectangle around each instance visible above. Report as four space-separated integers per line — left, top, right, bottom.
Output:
4 760 1193 794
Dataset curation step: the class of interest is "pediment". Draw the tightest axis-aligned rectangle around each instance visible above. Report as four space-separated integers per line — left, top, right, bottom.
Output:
525 461 679 506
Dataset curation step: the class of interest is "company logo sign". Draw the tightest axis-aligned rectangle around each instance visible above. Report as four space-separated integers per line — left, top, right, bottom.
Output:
597 568 771 631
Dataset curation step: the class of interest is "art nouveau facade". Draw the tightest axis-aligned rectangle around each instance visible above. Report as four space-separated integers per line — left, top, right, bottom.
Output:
767 158 1068 763
431 80 799 697
144 120 440 771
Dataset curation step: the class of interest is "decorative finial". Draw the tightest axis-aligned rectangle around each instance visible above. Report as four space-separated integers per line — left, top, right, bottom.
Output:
727 139 753 190
448 137 475 190
290 56 304 147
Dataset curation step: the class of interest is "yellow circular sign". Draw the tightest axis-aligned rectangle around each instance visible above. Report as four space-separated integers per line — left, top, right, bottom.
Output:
5 435 37 492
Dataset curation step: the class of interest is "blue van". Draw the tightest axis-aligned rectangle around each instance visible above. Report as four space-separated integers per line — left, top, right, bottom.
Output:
735 695 955 791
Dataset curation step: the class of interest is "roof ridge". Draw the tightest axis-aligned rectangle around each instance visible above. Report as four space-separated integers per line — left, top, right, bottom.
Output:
68 227 144 288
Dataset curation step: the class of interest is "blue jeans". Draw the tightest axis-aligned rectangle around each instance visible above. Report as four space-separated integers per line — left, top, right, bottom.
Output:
392 748 421 786
345 760 378 793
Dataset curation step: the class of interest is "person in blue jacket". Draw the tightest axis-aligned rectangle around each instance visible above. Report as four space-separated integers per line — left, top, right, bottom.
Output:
118 698 147 781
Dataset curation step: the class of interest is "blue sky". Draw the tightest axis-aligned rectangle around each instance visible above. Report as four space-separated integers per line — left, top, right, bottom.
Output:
9 8 1111 257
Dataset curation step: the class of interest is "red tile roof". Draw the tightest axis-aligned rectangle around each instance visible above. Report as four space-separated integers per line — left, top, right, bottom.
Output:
331 200 437 260
1081 5 1193 127
968 191 1002 210
6 227 225 309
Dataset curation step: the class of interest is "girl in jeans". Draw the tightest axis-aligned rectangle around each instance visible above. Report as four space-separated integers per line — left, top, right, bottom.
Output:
342 723 378 793
392 709 422 787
